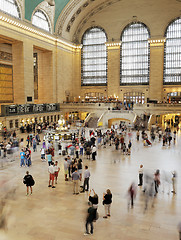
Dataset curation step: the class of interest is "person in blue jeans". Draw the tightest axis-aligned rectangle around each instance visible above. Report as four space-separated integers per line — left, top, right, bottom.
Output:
20 149 25 167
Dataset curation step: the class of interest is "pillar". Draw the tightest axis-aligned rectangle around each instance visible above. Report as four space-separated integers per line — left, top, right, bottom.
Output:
106 42 121 98
149 38 165 102
12 40 34 104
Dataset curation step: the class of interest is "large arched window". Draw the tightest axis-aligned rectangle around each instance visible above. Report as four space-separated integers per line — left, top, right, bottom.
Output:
32 10 51 33
81 27 107 86
0 0 21 18
120 22 150 85
164 18 181 84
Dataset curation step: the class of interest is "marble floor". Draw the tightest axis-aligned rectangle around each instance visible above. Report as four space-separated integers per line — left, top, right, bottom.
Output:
0 130 181 240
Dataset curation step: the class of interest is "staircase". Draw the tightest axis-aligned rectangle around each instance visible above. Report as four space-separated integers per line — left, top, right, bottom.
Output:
87 117 99 128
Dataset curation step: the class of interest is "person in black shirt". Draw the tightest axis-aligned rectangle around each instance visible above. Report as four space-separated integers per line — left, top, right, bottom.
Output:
23 171 35 196
103 189 112 218
89 189 98 209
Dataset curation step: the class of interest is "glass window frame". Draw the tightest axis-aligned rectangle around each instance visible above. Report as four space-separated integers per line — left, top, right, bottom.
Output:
163 17 181 85
81 27 108 86
120 22 150 86
0 0 21 19
32 9 51 33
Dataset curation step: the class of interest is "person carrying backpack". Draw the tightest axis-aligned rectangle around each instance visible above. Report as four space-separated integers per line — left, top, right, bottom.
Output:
23 171 35 196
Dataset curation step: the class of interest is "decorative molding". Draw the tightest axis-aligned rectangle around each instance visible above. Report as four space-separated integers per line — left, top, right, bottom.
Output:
0 51 12 61
73 0 121 43
105 41 122 47
148 37 166 47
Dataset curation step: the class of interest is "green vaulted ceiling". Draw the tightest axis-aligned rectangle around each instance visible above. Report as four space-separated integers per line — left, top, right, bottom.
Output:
25 0 70 28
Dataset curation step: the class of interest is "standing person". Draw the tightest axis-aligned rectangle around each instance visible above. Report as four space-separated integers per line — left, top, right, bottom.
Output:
77 159 83 181
88 189 99 209
92 145 97 161
154 169 160 195
128 183 137 209
20 149 25 167
72 168 80 195
84 206 97 235
40 147 46 162
82 166 90 192
47 150 52 166
75 144 79 159
64 158 69 181
138 165 144 186
79 142 84 156
23 171 35 195
103 189 112 218
54 161 60 184
48 162 55 188
32 138 37 152
67 155 72 178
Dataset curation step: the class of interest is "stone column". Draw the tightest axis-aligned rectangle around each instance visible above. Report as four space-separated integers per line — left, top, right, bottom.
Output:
38 51 54 103
106 42 121 98
73 48 81 99
149 38 165 102
12 40 34 104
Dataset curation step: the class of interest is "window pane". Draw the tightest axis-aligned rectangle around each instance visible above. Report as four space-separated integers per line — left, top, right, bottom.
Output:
32 10 51 32
120 23 150 85
164 18 181 84
0 0 20 18
81 28 107 85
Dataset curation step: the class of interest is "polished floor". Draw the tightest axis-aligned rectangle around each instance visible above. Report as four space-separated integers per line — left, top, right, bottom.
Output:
0 130 181 240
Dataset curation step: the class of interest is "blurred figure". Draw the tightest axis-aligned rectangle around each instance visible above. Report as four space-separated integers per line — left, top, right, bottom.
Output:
144 181 155 212
128 183 137 209
103 189 112 218
84 205 97 236
171 171 177 194
178 222 181 240
23 171 35 195
138 165 144 186
154 169 160 195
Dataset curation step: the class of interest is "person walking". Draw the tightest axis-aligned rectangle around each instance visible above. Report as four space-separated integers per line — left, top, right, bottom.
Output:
128 183 137 209
32 138 37 152
154 169 160 195
82 166 90 192
72 168 80 195
40 147 46 162
48 162 55 188
23 171 35 196
103 189 112 218
138 165 144 186
47 150 52 166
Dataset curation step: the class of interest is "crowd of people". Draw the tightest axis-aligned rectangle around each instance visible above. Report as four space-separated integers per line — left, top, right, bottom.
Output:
0 120 180 237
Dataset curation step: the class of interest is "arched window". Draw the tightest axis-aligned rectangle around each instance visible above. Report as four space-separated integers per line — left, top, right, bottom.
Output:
81 27 107 86
32 10 51 33
120 22 150 85
164 18 181 84
0 0 21 18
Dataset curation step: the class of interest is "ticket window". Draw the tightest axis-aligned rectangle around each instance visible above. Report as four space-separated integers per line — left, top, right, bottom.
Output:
54 115 56 122
51 116 53 122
